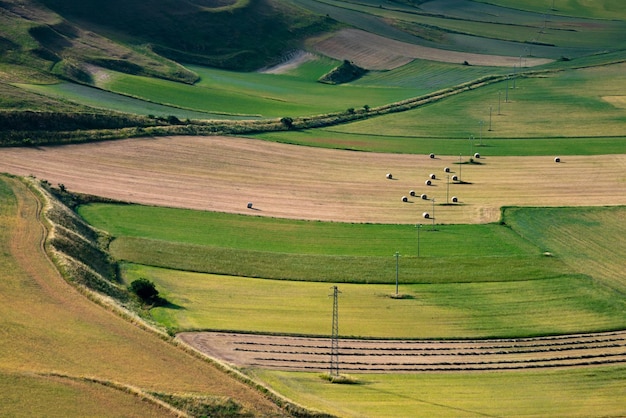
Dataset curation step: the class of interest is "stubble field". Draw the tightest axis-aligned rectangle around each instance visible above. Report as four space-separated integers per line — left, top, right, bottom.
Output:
0 135 623 225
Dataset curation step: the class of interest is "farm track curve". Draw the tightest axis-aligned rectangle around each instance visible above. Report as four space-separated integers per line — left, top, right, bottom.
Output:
179 331 626 373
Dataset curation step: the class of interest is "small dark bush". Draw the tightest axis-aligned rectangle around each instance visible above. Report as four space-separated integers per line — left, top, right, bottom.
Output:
129 278 162 305
280 117 294 129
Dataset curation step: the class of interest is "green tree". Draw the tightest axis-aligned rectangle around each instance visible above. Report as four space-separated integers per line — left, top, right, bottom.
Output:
129 278 160 304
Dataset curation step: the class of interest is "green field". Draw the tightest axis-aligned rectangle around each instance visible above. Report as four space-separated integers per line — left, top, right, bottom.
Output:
252 130 625 155
251 366 626 418
16 82 237 120
93 63 416 118
79 203 566 284
78 204 626 338
325 63 626 139
474 0 626 20
125 263 625 338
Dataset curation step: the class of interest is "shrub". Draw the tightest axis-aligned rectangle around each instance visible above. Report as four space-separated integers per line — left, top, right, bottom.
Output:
280 117 294 129
129 278 162 305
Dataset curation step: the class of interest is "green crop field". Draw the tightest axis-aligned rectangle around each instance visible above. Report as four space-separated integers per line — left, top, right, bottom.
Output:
79 204 626 338
125 263 626 339
251 366 626 418
93 64 416 118
79 203 566 284
474 0 626 20
17 82 235 120
253 130 624 155
326 63 626 140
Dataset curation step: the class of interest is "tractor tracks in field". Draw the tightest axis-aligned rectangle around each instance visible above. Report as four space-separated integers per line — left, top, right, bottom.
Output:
179 330 626 373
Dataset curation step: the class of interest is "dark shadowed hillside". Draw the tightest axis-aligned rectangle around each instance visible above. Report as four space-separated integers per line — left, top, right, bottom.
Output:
37 0 338 71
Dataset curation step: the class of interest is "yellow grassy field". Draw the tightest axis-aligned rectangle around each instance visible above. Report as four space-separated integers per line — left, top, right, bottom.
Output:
0 136 623 224
0 175 286 416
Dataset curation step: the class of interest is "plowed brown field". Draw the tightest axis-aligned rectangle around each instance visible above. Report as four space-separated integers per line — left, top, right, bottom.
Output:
311 29 553 70
0 136 623 224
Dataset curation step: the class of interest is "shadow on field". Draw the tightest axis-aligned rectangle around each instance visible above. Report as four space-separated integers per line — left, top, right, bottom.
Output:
161 301 185 310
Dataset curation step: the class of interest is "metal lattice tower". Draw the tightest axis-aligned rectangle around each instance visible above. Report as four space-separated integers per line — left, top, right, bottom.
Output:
330 286 340 377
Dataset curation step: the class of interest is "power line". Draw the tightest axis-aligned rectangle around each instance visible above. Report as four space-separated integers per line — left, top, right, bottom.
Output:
330 286 341 377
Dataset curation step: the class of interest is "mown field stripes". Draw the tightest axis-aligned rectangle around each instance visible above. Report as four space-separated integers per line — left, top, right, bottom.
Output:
179 331 626 373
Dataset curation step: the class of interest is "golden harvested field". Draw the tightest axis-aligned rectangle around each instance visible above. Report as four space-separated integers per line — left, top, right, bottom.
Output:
311 29 553 70
0 136 624 224
0 176 286 416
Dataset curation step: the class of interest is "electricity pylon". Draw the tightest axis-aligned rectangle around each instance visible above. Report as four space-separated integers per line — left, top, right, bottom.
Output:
330 286 340 377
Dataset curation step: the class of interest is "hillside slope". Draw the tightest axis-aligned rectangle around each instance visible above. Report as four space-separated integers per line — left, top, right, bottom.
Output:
36 0 338 71
0 175 302 417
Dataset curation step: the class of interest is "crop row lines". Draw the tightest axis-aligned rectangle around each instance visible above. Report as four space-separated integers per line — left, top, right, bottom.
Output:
248 353 626 372
235 342 626 357
248 357 626 372
254 350 626 365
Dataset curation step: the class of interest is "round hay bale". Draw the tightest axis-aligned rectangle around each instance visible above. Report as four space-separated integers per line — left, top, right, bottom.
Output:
409 190 416 196
429 173 436 180
247 202 253 209
386 173 393 179
451 196 458 203
444 167 450 173
401 196 408 202
421 193 428 200
425 179 432 186
554 157 560 163
452 175 459 181
474 152 480 159
422 212 430 219
429 153 435 159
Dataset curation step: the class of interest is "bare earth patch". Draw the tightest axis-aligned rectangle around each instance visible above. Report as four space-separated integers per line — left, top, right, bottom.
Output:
311 29 553 70
603 95 626 109
178 331 626 373
0 136 623 224
259 50 316 74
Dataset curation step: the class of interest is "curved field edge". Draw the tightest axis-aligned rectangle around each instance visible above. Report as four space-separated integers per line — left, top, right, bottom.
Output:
0 371 182 417
0 174 325 418
76 203 626 338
